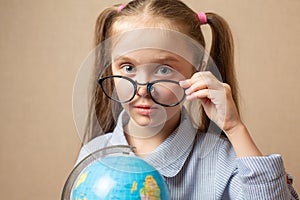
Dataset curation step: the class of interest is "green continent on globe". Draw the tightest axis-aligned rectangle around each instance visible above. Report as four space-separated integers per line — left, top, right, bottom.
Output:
140 175 161 200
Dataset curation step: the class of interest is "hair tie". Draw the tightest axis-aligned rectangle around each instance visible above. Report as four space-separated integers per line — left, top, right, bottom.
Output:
117 4 126 13
197 12 207 25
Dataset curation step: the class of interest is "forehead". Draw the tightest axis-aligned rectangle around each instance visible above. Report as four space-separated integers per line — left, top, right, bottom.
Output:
113 49 191 71
112 15 182 34
109 28 204 67
114 49 182 61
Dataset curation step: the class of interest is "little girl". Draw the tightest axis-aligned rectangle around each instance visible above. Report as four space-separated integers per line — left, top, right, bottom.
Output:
75 0 299 199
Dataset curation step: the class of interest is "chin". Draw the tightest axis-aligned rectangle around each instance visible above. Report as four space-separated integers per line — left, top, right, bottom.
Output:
132 115 158 127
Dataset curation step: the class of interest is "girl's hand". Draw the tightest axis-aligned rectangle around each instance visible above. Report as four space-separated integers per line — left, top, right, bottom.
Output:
180 71 241 134
180 71 263 157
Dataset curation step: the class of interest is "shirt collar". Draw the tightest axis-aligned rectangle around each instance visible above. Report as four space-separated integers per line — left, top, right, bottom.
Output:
109 108 197 177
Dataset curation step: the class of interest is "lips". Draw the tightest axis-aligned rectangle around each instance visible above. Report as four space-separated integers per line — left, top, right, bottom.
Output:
133 104 157 115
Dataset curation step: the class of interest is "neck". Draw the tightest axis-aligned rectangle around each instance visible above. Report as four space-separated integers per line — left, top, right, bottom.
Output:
124 111 181 157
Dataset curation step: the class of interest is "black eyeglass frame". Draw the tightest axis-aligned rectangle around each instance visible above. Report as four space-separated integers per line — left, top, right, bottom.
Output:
98 75 186 107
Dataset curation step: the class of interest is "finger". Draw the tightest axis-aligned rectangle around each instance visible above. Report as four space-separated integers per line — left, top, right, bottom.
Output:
186 89 210 100
180 71 212 88
179 79 192 88
185 80 208 95
188 72 213 88
197 71 223 91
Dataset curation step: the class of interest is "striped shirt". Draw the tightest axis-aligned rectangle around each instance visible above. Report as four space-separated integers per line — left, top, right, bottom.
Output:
76 110 299 199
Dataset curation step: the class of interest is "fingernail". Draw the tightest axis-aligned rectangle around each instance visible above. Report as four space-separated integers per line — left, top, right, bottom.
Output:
179 80 189 87
179 80 185 86
185 88 191 95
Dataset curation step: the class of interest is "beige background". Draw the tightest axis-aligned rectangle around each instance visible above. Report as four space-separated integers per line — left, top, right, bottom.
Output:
0 0 299 199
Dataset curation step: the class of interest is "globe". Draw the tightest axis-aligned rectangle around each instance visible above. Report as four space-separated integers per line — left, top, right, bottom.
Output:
62 145 171 200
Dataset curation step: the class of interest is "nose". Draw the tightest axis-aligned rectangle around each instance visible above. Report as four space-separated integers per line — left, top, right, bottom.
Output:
136 82 149 97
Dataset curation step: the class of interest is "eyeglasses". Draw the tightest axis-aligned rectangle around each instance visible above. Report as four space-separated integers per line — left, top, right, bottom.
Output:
98 75 186 107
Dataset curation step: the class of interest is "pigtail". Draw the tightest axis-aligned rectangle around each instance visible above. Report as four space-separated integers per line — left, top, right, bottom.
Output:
197 12 239 133
206 12 239 111
94 6 120 47
93 5 121 69
83 6 121 143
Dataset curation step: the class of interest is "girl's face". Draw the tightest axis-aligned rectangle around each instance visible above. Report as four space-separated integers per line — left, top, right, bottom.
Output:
111 48 194 128
108 18 200 131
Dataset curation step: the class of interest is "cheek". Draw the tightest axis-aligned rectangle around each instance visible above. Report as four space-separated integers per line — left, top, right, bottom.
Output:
113 78 136 102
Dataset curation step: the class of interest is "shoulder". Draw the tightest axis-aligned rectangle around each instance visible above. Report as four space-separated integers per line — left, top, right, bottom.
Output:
75 133 113 165
192 130 238 178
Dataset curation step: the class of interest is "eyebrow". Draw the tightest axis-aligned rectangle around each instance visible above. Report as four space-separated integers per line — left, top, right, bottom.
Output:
113 55 181 64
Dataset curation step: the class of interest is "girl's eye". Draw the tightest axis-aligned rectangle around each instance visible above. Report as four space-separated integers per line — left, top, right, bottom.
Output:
156 65 173 75
121 64 136 74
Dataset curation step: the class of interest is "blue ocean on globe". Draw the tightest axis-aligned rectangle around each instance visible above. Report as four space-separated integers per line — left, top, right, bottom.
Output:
71 155 170 200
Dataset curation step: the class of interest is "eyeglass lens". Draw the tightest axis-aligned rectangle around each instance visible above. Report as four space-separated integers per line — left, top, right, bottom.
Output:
100 76 185 107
